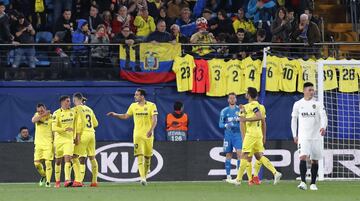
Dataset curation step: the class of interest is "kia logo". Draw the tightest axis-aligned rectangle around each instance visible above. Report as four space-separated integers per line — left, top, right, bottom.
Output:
87 143 164 182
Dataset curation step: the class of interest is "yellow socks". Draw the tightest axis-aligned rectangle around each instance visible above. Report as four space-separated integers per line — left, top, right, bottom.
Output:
64 162 71 181
137 155 146 180
90 159 98 183
253 160 262 177
144 157 151 177
72 158 81 182
80 164 86 182
259 156 277 175
45 160 52 183
246 162 252 181
34 162 46 177
236 159 249 181
55 163 61 182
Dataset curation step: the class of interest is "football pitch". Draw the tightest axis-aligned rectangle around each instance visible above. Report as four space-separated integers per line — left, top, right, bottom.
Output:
0 181 359 201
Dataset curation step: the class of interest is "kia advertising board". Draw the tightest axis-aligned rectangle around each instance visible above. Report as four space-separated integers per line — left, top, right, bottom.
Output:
0 141 359 182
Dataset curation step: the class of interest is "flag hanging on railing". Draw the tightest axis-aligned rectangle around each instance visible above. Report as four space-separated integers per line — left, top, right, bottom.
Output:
119 43 181 83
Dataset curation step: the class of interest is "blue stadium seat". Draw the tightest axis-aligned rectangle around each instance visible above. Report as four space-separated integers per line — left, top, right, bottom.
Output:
35 32 53 66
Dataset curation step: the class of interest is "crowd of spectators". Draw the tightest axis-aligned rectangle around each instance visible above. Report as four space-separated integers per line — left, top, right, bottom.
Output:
0 0 321 69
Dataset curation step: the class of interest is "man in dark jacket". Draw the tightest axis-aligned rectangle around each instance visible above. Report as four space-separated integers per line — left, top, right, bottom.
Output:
0 2 12 44
290 13 320 45
146 20 174 42
53 9 74 43
88 4 104 34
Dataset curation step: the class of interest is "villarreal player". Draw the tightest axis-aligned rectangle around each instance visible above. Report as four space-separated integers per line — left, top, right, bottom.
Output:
32 103 53 187
107 88 158 186
52 95 76 188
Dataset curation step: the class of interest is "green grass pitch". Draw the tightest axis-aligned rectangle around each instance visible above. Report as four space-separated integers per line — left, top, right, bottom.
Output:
0 181 359 201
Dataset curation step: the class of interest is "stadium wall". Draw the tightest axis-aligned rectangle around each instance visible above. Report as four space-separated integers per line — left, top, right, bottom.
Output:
0 81 300 142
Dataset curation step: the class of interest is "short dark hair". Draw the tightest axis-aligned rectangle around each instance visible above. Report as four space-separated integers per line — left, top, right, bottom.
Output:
228 92 237 97
37 103 46 108
257 28 266 38
174 101 183 111
59 95 70 103
157 19 166 25
20 126 28 132
63 9 71 13
237 28 245 34
247 87 258 99
303 82 314 89
73 92 87 102
136 88 146 97
91 4 99 10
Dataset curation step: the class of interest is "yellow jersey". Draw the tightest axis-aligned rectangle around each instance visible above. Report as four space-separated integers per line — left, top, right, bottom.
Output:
33 112 53 146
206 59 227 97
319 57 338 90
242 56 262 91
240 101 266 138
225 59 244 95
52 108 76 143
280 58 301 92
298 59 317 92
126 101 158 139
173 54 196 92
265 55 281 92
74 105 99 134
338 65 359 92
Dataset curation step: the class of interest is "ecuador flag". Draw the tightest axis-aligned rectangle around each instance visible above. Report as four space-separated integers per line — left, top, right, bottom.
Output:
120 43 181 83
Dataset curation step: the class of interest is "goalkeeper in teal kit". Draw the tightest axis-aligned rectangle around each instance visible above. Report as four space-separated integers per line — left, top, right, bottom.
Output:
219 93 242 182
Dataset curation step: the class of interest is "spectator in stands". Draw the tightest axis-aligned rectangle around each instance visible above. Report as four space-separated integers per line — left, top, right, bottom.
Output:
88 4 104 34
190 17 216 57
0 2 12 43
157 7 174 32
290 13 320 45
287 7 297 32
176 7 196 38
210 9 234 37
166 101 189 141
102 10 113 37
146 20 174 42
112 6 136 35
207 0 221 12
232 8 256 36
73 0 91 20
134 7 156 40
271 7 292 42
127 0 148 17
53 9 74 43
147 0 164 19
72 19 90 68
215 33 230 57
250 28 267 59
170 24 188 43
230 28 248 59
91 24 110 66
246 0 276 25
16 126 33 142
304 8 320 27
12 13 36 68
255 28 267 43
167 0 189 19
112 25 139 45
53 0 73 30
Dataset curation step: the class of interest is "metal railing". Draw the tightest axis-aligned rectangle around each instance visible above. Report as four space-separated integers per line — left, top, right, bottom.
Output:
0 42 360 81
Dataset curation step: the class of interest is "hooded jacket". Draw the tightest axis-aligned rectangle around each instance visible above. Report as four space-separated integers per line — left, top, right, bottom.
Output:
72 19 89 52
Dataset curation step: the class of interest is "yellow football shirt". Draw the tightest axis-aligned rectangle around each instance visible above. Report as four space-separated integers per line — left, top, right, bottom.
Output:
33 112 53 146
338 65 359 92
75 105 99 134
298 59 317 92
241 101 266 138
280 58 301 92
242 57 262 91
318 57 338 90
126 101 158 139
225 59 244 95
172 54 196 92
52 108 76 143
265 55 281 92
206 59 227 97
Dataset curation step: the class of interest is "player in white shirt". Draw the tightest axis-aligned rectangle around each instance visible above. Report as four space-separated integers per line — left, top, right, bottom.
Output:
291 82 327 191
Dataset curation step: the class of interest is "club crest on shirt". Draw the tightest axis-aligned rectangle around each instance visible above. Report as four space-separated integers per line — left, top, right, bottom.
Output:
312 104 316 109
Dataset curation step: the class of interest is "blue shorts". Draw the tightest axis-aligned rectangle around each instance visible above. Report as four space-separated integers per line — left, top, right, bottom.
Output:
223 133 242 153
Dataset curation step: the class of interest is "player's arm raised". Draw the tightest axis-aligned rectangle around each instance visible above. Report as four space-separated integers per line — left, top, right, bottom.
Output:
106 112 130 119
291 102 299 144
31 110 50 123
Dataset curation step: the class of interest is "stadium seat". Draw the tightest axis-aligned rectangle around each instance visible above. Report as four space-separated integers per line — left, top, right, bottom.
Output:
35 32 53 67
